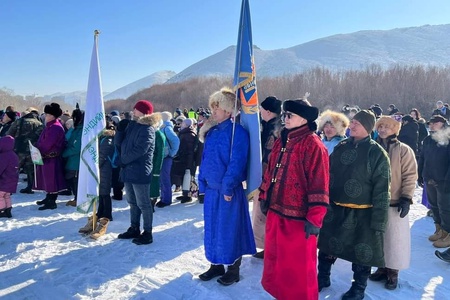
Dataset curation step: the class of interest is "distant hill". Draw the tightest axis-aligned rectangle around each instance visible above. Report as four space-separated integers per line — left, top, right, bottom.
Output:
167 24 450 83
103 70 176 101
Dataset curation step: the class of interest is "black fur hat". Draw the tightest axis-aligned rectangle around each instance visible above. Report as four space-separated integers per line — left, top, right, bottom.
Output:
261 96 282 115
44 103 63 118
72 103 85 127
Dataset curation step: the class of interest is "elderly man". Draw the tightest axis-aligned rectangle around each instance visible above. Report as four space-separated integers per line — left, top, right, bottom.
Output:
318 110 391 300
419 115 450 249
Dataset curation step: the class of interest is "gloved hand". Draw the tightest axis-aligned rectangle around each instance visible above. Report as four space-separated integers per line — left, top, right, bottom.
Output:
418 177 424 188
398 197 411 218
304 220 320 239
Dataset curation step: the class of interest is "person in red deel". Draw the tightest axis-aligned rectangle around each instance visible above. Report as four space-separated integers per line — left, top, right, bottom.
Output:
259 97 330 300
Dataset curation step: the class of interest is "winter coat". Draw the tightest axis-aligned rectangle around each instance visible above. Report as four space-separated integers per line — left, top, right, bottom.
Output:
117 115 156 184
318 136 391 267
198 118 256 264
0 136 19 193
417 118 428 149
62 124 82 171
150 129 166 198
6 112 43 154
418 130 450 190
171 126 197 177
161 121 180 158
260 125 330 300
0 121 13 137
398 121 419 155
34 119 67 193
376 137 417 270
98 129 115 195
260 117 280 173
259 125 330 225
322 135 346 155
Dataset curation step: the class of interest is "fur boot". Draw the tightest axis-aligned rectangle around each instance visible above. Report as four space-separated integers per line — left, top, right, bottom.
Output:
429 224 444 241
79 216 96 234
433 231 450 248
90 218 110 240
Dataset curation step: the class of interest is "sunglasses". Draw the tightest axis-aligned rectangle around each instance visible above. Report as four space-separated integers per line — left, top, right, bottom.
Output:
281 112 295 119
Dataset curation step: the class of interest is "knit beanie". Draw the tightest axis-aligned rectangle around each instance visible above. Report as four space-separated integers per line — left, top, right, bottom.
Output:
134 100 154 115
261 96 282 115
353 110 376 134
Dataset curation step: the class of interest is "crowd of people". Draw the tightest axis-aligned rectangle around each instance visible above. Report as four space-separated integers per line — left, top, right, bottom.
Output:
1 95 450 299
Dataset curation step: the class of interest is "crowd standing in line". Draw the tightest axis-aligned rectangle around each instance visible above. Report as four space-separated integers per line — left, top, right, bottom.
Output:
2 96 450 299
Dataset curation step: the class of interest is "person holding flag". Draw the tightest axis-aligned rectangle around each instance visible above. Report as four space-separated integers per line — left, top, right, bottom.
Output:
197 88 256 286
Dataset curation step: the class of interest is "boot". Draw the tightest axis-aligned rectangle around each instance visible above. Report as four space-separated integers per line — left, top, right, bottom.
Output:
318 251 337 292
38 194 57 210
118 226 141 239
253 250 264 259
435 248 450 263
433 231 450 248
20 187 34 194
342 264 371 300
385 268 399 290
0 207 12 218
429 224 443 241
368 267 388 282
90 218 110 239
199 264 225 281
36 194 50 205
217 257 241 286
79 216 96 234
132 230 153 245
66 200 77 207
177 196 192 203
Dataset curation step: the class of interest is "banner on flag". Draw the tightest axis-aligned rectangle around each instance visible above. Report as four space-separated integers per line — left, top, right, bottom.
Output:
233 0 262 199
77 30 106 214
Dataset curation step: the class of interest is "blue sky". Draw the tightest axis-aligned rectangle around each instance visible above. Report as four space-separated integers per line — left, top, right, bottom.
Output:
1 0 450 96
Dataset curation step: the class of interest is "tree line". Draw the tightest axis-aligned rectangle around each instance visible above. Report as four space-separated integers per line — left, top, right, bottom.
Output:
4 64 450 118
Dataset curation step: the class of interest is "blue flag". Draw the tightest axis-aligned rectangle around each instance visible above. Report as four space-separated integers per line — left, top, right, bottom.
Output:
233 0 262 199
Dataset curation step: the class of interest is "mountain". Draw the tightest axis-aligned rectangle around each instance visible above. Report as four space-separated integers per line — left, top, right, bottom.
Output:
103 70 176 101
167 24 450 83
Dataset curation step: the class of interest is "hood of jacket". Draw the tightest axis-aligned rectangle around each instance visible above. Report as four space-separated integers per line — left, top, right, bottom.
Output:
0 135 15 153
137 114 158 127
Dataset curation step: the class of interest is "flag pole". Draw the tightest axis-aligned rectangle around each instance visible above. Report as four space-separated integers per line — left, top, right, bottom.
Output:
91 29 100 229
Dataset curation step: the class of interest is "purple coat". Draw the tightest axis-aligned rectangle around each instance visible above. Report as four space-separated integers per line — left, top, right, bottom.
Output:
0 135 19 193
34 119 67 193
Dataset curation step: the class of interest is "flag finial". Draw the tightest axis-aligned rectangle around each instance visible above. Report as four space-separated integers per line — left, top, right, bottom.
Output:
94 29 100 36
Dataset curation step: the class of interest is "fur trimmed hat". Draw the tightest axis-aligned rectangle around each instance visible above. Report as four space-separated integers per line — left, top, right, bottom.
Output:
318 110 350 137
134 100 154 115
353 110 376 134
282 99 319 122
208 87 238 115
261 96 282 115
44 103 63 118
375 115 402 136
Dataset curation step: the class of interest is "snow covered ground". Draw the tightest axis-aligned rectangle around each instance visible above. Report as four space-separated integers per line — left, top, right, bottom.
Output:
1 176 449 300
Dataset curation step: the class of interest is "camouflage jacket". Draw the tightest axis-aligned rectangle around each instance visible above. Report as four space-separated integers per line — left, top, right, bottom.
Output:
7 112 44 154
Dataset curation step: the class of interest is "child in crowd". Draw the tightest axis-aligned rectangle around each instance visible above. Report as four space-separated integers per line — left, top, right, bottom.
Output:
0 135 19 218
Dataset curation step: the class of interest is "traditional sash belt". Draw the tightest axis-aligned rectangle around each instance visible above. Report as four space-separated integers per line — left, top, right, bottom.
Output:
334 202 373 209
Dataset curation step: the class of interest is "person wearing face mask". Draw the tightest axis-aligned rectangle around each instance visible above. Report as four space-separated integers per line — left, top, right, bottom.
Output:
318 110 350 155
369 116 417 290
259 97 329 300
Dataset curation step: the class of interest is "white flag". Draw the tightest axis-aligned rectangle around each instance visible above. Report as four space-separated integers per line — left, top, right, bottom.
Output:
77 31 106 213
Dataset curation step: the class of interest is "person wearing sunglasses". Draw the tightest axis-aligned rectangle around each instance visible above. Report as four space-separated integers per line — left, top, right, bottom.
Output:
259 98 330 300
